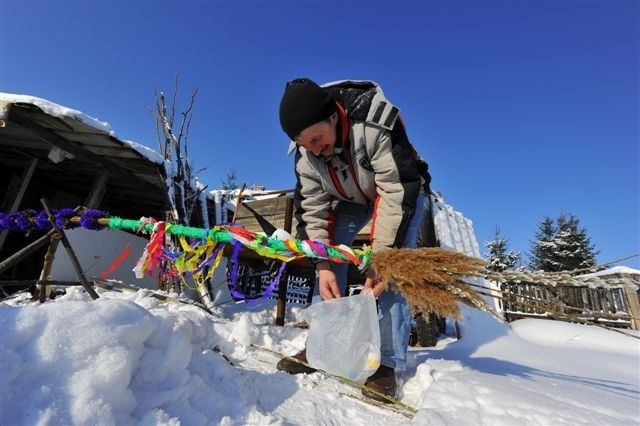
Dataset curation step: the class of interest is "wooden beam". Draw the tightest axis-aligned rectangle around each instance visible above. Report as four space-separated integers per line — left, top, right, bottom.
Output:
232 183 246 223
37 234 60 302
10 157 37 210
84 170 109 208
275 197 295 326
0 157 38 252
0 230 54 275
0 280 85 288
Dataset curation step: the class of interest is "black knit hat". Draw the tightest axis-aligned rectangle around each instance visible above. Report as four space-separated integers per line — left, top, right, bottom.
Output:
279 78 337 140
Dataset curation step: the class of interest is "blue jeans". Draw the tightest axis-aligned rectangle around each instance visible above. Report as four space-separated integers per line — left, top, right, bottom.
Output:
312 193 426 371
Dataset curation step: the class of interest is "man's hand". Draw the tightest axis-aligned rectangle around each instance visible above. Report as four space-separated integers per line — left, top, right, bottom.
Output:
363 268 387 298
316 261 341 300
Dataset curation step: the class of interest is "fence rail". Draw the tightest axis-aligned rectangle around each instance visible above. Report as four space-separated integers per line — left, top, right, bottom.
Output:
500 280 639 329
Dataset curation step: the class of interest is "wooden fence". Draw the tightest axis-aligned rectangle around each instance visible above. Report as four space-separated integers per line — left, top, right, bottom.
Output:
500 278 640 330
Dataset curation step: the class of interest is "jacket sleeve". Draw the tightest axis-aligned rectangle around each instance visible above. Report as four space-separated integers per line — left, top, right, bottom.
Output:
293 148 333 244
368 123 423 252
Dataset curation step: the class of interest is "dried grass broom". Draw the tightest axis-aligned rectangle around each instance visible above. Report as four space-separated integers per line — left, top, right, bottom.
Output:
371 247 502 321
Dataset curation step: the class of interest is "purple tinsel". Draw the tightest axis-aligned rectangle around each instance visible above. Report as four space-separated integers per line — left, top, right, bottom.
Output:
35 210 52 230
0 208 103 232
56 208 77 229
16 209 37 230
80 209 106 230
7 212 23 230
0 213 10 230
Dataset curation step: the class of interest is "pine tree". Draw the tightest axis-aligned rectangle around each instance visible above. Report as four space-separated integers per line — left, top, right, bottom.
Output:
529 214 598 272
485 226 521 272
529 217 556 271
551 213 598 272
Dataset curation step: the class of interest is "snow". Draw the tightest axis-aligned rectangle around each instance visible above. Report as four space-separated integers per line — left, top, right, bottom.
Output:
0 93 113 135
0 92 168 168
120 139 165 165
581 266 640 277
2 286 638 425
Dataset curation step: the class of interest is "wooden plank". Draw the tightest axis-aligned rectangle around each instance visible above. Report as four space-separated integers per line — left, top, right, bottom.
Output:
234 196 291 232
83 146 142 158
56 131 123 145
0 136 49 150
621 286 640 330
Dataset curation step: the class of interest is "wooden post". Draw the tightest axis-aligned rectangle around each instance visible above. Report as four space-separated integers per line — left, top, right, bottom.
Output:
275 197 294 326
621 285 640 330
0 158 38 253
40 198 99 300
37 233 61 302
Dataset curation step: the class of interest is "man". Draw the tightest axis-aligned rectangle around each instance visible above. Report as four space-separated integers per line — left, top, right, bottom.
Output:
276 78 432 402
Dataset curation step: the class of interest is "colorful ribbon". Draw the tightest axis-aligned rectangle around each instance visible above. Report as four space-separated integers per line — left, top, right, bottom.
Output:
0 208 373 303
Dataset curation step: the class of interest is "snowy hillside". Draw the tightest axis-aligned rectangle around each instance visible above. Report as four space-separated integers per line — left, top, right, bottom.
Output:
1 286 638 425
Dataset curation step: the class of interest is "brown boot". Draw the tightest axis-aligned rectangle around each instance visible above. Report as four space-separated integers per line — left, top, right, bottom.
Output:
276 348 317 375
362 365 397 403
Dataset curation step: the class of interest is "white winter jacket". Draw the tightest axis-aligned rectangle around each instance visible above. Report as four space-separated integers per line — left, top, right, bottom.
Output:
292 80 430 253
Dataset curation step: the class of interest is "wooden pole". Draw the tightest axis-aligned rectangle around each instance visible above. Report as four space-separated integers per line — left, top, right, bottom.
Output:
0 158 38 252
84 170 109 208
37 233 60 302
0 230 54 275
1 280 87 288
40 198 99 300
275 197 294 326
231 182 246 223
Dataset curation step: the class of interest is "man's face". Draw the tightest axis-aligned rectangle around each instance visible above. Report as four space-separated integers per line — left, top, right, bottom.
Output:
295 113 338 158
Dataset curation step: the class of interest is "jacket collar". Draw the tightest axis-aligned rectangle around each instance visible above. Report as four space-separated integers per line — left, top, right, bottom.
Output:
331 101 349 157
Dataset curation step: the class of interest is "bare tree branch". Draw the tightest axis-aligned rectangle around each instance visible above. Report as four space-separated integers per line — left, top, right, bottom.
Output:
170 73 179 129
176 89 197 155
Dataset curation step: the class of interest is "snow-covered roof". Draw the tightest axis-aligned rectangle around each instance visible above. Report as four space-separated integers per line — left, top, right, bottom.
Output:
0 93 113 134
0 93 164 165
0 92 171 217
579 265 640 278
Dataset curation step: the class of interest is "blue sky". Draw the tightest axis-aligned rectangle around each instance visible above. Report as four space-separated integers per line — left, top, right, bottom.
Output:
2 1 638 268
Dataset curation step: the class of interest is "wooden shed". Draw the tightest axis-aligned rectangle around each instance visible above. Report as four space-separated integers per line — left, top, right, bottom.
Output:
0 94 216 283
